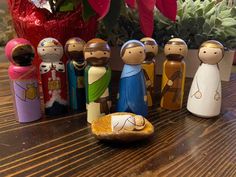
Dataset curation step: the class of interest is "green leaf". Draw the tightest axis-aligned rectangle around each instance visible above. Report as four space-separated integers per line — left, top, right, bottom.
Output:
205 7 215 17
218 9 232 19
82 0 96 21
209 15 216 27
178 8 183 19
230 7 236 17
215 17 222 26
222 18 236 27
59 1 74 12
203 22 211 33
204 0 215 14
103 0 122 32
195 7 203 17
224 27 236 37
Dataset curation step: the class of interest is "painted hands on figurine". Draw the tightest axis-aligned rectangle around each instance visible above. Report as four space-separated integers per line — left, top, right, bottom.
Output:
214 91 220 101
191 90 202 99
146 80 152 87
167 80 173 86
117 93 119 99
144 95 147 102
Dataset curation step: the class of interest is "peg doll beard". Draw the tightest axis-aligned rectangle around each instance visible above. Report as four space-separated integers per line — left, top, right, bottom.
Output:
145 52 155 61
86 57 109 66
68 51 84 62
166 54 184 61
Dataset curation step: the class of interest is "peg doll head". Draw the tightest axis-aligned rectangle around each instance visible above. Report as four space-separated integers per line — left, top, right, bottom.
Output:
198 40 224 65
65 37 86 63
140 37 158 61
5 38 35 66
164 38 188 61
120 40 146 65
83 38 110 66
37 38 63 63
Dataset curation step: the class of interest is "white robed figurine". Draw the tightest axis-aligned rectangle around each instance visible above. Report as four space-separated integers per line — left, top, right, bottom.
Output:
187 40 224 118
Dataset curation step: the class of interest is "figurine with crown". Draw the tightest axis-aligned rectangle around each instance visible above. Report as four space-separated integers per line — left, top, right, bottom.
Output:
37 37 68 116
5 38 41 123
65 37 86 112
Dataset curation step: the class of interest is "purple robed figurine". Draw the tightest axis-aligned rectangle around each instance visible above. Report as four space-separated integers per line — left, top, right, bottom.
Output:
5 38 41 123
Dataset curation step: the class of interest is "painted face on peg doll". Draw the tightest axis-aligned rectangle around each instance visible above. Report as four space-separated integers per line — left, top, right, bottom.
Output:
65 38 86 63
164 38 187 61
8 42 34 66
120 40 146 65
84 38 110 66
198 40 224 65
37 38 63 63
140 37 158 61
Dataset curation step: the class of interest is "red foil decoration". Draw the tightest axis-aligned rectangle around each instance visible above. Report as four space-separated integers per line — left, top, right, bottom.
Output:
7 0 98 78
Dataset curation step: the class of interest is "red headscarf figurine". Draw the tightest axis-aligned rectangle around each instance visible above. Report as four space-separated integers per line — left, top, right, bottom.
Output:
5 38 41 123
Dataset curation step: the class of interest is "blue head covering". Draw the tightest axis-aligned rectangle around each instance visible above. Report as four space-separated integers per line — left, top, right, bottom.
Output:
120 40 145 78
120 40 144 57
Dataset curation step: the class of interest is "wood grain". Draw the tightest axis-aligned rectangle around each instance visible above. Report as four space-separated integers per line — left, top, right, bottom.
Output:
0 61 236 177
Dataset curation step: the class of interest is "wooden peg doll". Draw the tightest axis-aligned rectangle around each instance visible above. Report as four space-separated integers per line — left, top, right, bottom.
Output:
37 38 68 116
65 37 86 112
5 38 41 123
187 40 224 118
84 38 111 123
161 38 188 110
140 37 158 107
117 40 148 117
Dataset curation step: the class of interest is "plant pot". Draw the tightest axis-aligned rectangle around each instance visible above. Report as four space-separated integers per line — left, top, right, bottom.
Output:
233 51 236 65
110 47 234 81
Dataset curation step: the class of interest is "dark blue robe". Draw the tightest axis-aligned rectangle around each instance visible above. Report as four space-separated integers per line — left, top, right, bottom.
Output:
67 61 86 112
117 64 148 117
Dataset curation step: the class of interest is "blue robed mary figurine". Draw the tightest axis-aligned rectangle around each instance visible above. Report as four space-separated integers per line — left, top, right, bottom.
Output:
65 37 86 112
117 40 148 117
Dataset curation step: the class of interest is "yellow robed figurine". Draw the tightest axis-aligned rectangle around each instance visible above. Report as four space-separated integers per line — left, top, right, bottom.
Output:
140 37 158 107
161 38 188 110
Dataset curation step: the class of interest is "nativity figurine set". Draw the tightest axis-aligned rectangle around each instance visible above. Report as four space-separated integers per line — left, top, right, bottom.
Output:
5 37 224 141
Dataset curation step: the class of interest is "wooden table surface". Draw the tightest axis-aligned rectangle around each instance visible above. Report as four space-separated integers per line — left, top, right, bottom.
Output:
0 62 236 177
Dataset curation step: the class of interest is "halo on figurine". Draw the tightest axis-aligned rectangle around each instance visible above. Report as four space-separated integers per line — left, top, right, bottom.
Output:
198 40 225 65
187 40 224 118
91 112 154 142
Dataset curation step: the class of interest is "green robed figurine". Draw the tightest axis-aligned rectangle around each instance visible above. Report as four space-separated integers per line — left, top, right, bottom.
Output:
84 38 112 123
